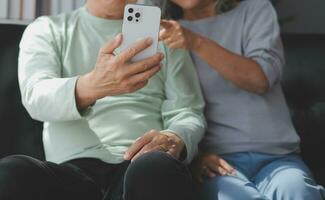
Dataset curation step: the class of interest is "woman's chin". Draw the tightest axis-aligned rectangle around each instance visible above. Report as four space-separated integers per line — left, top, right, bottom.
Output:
172 0 202 10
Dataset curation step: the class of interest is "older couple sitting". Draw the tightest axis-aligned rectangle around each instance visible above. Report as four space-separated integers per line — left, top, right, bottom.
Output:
0 0 323 200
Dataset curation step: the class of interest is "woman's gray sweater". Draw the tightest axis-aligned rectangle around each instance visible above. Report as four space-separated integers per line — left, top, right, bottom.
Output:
181 0 300 155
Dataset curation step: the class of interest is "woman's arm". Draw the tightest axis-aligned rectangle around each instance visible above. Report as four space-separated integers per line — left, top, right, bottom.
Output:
160 20 268 94
160 0 283 95
193 34 269 94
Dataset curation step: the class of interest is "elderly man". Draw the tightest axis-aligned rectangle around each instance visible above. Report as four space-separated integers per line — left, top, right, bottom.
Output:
0 0 205 200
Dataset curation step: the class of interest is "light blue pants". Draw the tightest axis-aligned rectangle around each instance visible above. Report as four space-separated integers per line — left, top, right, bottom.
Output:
198 153 325 200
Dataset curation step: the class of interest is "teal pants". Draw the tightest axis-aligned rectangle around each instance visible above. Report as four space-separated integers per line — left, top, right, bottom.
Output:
199 153 325 200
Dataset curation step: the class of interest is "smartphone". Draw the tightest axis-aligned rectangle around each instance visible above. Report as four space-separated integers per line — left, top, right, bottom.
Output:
120 4 161 62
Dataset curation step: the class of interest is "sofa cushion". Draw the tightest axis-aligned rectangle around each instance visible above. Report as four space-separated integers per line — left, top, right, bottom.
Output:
282 34 325 185
0 24 44 160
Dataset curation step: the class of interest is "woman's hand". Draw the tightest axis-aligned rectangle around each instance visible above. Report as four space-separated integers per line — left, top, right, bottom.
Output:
159 20 201 51
76 34 164 110
192 153 236 182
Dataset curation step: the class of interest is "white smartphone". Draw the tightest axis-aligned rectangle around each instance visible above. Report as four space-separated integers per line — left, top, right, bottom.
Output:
120 4 161 62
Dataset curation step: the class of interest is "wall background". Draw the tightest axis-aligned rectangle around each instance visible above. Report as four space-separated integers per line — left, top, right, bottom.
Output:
276 0 325 34
0 0 86 21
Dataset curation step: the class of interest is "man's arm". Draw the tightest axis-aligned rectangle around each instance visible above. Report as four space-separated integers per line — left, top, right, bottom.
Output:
160 47 206 163
124 47 206 163
19 18 84 122
19 18 163 122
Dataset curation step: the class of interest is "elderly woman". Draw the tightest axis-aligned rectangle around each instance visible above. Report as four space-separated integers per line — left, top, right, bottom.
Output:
156 0 325 199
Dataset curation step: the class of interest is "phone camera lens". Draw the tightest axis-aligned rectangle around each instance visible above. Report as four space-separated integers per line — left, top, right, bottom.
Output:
127 16 133 21
135 12 141 18
128 8 134 13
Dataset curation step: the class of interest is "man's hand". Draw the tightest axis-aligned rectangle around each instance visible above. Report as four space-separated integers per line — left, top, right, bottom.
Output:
191 153 236 182
76 34 164 110
160 20 201 51
124 130 185 162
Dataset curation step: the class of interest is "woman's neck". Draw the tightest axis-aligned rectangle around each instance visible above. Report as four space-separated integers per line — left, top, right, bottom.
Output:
183 1 217 21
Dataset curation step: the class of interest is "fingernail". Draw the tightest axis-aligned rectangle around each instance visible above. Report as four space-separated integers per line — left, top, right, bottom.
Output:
146 37 153 45
116 33 122 40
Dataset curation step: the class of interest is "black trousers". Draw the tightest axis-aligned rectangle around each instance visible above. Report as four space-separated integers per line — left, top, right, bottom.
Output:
0 151 195 200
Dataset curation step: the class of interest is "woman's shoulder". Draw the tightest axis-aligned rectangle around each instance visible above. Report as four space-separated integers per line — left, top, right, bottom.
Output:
212 0 274 23
238 0 274 13
230 0 277 26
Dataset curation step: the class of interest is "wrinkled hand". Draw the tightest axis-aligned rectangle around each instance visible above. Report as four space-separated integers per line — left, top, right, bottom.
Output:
192 153 236 182
159 20 200 50
124 130 185 162
76 34 164 110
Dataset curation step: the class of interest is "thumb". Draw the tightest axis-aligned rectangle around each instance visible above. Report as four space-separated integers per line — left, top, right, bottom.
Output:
101 33 123 54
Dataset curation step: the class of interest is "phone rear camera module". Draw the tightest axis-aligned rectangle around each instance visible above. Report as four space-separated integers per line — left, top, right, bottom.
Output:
135 12 141 18
128 8 134 13
127 16 133 21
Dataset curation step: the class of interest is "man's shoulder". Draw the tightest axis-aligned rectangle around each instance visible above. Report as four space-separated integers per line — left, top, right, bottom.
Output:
21 8 83 50
29 8 82 33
